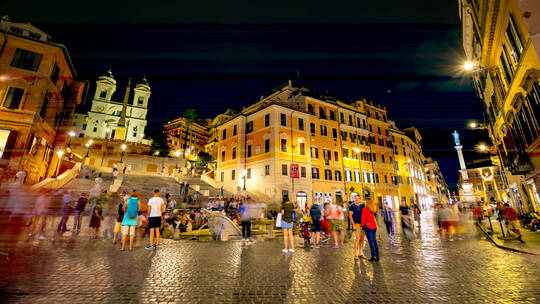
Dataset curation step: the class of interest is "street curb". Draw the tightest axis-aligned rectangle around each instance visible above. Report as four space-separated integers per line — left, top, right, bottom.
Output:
475 223 537 255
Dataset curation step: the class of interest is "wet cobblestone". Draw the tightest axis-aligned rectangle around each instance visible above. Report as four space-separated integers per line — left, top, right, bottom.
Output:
0 212 539 303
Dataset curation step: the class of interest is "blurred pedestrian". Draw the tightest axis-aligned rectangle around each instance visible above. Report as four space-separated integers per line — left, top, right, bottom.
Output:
413 204 422 228
326 198 342 248
57 190 73 233
504 203 523 242
361 198 379 262
30 189 51 240
399 200 413 239
310 202 323 248
112 194 125 244
382 202 395 236
72 193 88 234
239 199 252 241
89 202 103 238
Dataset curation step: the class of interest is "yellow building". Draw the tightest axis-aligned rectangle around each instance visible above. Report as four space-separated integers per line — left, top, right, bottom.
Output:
164 117 210 161
459 0 540 212
425 157 450 204
212 82 439 208
0 17 86 184
459 158 507 203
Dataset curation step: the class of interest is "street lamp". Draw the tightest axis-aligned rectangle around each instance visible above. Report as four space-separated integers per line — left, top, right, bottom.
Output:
463 61 475 71
174 150 180 168
120 143 127 163
54 150 64 177
241 169 247 190
67 131 75 147
84 139 93 157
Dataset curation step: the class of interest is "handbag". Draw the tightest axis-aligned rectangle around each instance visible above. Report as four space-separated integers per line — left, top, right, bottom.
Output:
275 213 282 227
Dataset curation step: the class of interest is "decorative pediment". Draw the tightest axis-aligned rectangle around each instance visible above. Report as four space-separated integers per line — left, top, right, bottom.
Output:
510 92 523 110
519 68 540 93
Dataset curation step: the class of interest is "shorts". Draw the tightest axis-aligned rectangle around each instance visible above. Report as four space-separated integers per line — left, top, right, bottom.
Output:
148 216 162 229
281 221 293 229
114 222 122 233
121 225 136 235
440 221 450 230
353 223 364 236
312 221 322 232
330 219 344 232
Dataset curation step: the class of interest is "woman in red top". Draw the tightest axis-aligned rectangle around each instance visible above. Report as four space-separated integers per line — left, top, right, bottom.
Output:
360 198 379 261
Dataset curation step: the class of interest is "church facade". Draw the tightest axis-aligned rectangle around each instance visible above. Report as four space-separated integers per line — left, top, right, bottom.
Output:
73 69 150 143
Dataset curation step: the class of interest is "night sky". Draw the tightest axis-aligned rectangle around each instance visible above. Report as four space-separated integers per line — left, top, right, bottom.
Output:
7 0 489 190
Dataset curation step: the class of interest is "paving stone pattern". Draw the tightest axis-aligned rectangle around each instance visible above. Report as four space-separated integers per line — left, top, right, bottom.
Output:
0 211 539 304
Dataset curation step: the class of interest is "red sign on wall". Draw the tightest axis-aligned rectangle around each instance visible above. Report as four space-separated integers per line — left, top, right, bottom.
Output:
290 164 299 178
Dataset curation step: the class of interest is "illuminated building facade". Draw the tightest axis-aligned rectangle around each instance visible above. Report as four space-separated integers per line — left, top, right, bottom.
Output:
0 16 86 184
164 117 209 160
459 0 540 212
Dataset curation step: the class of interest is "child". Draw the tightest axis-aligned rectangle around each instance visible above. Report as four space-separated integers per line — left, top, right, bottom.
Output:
89 202 103 238
299 213 312 247
136 211 148 247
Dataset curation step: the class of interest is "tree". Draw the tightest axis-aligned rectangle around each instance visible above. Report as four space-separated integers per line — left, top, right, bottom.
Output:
147 128 170 156
196 151 213 167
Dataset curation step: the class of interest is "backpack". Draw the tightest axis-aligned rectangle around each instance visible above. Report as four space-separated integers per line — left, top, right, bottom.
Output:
310 205 321 221
125 197 139 219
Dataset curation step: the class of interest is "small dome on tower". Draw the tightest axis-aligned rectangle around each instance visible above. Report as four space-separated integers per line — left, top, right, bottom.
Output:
135 75 151 91
98 67 116 84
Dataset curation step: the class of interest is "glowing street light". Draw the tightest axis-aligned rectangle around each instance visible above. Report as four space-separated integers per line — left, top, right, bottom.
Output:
54 150 64 177
174 150 180 168
470 122 477 128
120 143 127 163
463 61 475 71
84 140 93 157
67 131 75 147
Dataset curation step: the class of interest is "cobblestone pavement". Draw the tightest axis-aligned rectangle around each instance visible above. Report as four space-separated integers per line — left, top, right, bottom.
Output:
0 211 539 304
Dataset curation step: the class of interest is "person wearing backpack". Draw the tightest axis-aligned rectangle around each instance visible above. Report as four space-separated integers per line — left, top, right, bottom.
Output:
121 190 141 251
309 202 323 248
72 193 88 234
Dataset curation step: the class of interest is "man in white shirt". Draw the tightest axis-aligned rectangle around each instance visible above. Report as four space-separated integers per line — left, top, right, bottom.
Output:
146 189 165 250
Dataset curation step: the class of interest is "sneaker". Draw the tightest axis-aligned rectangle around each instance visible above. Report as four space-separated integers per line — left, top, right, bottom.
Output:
333 244 339 249
282 249 288 253
289 249 295 253
145 245 153 250
153 244 158 249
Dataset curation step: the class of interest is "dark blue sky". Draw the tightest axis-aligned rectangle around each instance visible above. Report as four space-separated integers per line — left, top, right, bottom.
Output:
6 0 489 189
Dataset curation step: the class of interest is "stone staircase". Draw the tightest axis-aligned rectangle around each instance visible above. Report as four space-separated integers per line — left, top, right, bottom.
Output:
61 173 115 196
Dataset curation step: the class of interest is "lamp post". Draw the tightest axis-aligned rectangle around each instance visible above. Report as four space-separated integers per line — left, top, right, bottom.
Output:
241 169 247 190
67 131 75 147
120 143 127 163
54 150 64 177
84 139 93 158
174 150 180 169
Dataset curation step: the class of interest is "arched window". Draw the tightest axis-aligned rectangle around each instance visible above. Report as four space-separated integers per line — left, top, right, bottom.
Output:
307 104 314 115
138 96 144 104
329 110 335 120
319 107 326 119
99 90 107 98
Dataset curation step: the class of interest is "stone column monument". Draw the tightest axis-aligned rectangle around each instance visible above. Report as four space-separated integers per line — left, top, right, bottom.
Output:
453 131 474 202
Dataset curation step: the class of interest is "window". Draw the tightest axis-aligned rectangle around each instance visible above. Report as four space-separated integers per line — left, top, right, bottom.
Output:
345 169 351 181
298 118 304 130
82 124 87 130
319 107 326 119
373 153 377 162
308 104 314 114
3 87 24 110
264 114 270 127
11 48 42 71
39 97 48 118
341 131 347 141
356 117 361 127
320 125 327 136
500 46 514 85
332 128 337 139
311 147 319 158
505 14 524 63
245 122 253 133
329 110 336 120
335 170 342 181
280 113 287 126
340 112 345 123
282 164 288 176
281 139 287 152
300 166 306 178
92 126 98 132
381 155 385 163
247 145 252 157
233 125 238 136
232 147 236 159
369 124 373 132
310 123 316 135
323 149 331 165
221 172 225 182
232 170 236 181
348 115 353 126
51 63 60 84
137 96 144 105
312 168 319 179
265 165 270 176
299 142 305 155
355 171 360 182
247 168 251 179
255 145 261 154
342 148 348 158
265 139 270 152
334 151 339 162
384 175 388 184
324 169 332 180
222 129 227 140
375 174 379 183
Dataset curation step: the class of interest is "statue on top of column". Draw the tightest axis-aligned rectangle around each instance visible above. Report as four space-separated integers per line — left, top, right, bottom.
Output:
452 130 460 146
